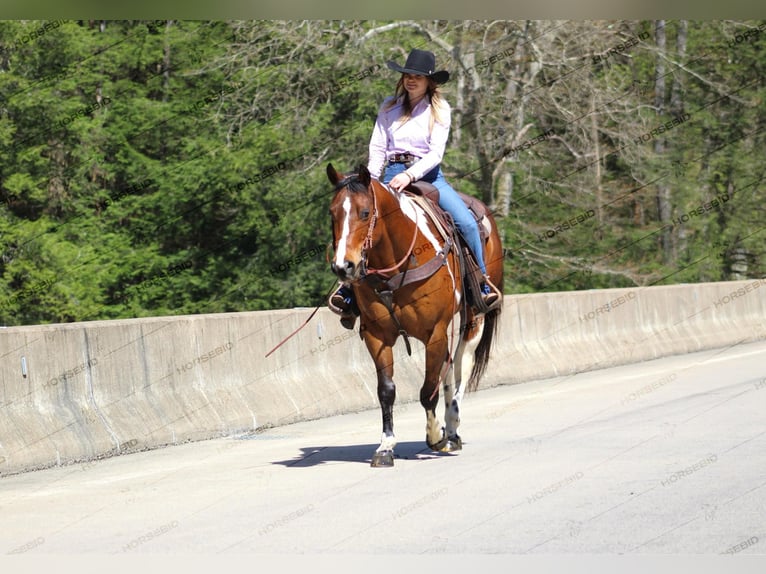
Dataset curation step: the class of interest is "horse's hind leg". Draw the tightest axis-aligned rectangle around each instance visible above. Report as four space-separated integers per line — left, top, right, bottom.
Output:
441 338 465 452
442 314 483 451
435 356 462 452
422 329 451 451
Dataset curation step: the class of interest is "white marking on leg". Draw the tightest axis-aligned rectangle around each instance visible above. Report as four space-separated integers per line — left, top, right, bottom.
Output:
334 196 352 268
445 337 466 438
377 433 397 453
425 409 443 447
445 318 482 438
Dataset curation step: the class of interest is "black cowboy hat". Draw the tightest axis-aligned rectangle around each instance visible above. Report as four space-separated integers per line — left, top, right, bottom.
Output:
386 48 450 84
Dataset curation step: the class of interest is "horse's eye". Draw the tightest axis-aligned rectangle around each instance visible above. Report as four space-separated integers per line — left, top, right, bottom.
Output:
360 209 370 220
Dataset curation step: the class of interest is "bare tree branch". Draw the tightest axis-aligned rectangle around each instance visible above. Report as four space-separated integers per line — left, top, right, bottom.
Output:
358 21 453 54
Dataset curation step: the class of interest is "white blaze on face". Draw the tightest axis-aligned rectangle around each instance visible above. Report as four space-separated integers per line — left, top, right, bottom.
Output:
334 195 352 268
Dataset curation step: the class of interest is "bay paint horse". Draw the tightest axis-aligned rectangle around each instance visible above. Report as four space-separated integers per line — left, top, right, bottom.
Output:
327 163 503 467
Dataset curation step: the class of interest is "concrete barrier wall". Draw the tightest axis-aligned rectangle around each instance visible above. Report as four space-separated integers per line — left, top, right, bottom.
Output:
1 279 765 476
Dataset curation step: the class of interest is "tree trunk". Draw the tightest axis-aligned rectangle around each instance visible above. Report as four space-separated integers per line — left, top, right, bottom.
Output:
161 21 172 159
654 20 673 264
670 20 687 117
590 93 603 225
452 24 464 146
162 21 172 102
671 20 688 261
496 169 513 216
495 24 530 217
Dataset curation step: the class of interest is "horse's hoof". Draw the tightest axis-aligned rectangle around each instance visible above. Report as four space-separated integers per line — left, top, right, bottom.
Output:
371 450 395 467
427 438 443 452
427 427 446 452
441 436 462 452
430 436 462 452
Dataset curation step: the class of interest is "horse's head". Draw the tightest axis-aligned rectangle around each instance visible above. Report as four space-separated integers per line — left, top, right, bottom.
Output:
327 163 375 282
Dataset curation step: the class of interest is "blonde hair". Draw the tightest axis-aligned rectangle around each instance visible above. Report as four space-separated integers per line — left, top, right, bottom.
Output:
385 75 448 136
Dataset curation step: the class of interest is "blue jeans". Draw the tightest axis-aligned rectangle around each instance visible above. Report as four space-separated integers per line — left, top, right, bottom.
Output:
384 162 487 274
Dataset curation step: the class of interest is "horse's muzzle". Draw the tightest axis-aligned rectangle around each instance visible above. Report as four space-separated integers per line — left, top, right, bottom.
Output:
331 260 363 281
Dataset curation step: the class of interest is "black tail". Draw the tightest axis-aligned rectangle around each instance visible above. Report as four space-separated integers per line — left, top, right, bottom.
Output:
466 305 501 393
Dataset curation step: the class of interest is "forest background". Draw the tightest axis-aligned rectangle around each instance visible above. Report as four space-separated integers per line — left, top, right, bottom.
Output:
0 19 764 326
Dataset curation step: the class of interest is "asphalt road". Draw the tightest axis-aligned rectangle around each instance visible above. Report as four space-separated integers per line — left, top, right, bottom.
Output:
2 339 765 555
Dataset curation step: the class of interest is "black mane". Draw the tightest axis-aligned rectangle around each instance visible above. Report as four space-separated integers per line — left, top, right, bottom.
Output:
333 174 369 194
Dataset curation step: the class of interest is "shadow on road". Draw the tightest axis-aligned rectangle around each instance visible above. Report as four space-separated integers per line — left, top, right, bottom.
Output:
271 441 457 467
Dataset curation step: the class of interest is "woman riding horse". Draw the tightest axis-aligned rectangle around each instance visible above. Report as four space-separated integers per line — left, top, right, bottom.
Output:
328 48 502 328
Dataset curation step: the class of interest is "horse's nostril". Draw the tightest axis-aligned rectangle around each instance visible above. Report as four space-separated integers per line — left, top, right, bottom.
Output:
331 260 356 280
331 262 348 279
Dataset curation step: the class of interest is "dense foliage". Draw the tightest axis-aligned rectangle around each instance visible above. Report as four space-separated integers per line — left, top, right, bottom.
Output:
1 20 764 325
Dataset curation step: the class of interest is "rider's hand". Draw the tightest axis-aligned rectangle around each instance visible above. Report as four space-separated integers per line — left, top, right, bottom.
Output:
389 172 412 192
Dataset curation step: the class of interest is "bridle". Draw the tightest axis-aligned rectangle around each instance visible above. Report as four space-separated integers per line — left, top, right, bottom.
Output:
269 168 460 364
333 174 419 280
332 172 459 367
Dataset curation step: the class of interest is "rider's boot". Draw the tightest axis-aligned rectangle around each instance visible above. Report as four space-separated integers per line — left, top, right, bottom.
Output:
328 283 359 330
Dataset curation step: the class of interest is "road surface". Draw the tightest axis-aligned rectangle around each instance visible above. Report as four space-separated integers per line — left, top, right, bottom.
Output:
1 339 765 555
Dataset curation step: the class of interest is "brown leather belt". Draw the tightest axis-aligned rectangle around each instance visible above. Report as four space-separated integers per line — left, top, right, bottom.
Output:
388 153 420 165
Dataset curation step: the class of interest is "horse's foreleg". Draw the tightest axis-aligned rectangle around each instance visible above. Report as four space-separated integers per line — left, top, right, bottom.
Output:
367 340 397 467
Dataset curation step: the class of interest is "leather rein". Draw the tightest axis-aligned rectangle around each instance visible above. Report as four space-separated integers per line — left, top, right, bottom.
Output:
335 174 452 291
264 173 452 360
334 174 454 357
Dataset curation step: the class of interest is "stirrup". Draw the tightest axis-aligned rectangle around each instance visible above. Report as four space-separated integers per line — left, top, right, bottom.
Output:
328 285 359 330
328 285 353 315
480 276 502 308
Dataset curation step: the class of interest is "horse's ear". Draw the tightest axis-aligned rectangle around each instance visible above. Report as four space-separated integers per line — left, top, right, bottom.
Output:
358 164 371 187
327 163 341 185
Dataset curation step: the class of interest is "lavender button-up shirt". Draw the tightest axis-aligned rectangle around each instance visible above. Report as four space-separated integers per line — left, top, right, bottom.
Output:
367 95 451 182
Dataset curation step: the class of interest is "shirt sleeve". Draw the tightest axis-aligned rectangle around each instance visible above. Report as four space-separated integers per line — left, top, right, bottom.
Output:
367 98 392 180
405 99 451 182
